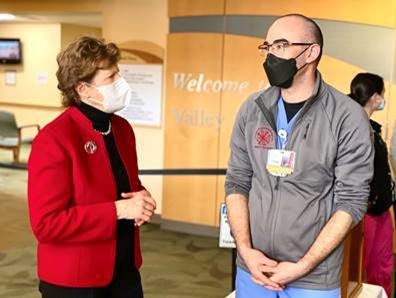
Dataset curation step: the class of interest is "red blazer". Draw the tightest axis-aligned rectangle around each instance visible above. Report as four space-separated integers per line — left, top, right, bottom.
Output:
28 106 143 287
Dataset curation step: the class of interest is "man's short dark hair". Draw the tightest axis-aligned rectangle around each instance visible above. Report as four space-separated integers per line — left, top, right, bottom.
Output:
277 14 324 62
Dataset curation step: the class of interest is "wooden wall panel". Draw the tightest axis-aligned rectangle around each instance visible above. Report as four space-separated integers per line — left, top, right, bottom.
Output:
163 176 218 225
217 35 267 168
162 33 224 225
169 0 225 17
225 0 395 28
164 33 223 168
215 35 266 224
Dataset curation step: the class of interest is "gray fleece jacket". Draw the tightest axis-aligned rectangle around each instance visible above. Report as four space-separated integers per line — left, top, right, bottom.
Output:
225 72 374 289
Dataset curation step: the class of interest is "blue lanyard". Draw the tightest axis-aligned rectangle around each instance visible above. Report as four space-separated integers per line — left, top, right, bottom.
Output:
276 97 302 150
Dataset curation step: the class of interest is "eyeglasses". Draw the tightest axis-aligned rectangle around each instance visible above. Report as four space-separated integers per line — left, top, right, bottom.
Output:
258 40 314 56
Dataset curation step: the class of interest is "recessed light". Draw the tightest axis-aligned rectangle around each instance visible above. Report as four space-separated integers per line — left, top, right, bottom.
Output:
0 13 16 21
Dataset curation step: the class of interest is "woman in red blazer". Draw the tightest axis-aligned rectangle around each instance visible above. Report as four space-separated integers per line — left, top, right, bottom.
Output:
28 36 156 298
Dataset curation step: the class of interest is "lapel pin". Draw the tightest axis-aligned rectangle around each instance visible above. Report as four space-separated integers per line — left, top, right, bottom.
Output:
84 141 97 154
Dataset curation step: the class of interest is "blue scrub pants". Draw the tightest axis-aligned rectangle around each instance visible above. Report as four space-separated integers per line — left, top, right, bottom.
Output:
236 267 340 298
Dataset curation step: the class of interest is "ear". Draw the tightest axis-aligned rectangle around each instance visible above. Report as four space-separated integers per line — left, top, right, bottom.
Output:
306 44 321 63
367 93 379 108
372 93 382 104
75 82 89 100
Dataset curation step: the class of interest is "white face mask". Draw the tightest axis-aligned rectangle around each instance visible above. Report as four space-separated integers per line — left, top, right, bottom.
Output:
90 77 131 113
376 96 385 111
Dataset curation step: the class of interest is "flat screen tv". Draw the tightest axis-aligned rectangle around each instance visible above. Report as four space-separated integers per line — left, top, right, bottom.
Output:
0 38 22 64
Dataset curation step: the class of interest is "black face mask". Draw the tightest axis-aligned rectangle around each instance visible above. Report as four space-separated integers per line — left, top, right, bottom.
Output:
263 47 309 89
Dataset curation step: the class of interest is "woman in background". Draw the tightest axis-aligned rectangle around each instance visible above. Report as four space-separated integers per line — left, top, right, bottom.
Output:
349 73 394 296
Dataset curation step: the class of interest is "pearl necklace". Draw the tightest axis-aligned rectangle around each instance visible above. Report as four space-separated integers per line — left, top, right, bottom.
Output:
95 121 112 135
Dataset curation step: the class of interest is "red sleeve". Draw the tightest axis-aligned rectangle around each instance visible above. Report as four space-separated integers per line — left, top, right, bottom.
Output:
28 131 117 244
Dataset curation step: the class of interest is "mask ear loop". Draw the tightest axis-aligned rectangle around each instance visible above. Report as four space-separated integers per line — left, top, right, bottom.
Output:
84 81 97 89
375 93 385 105
294 45 315 71
79 82 104 110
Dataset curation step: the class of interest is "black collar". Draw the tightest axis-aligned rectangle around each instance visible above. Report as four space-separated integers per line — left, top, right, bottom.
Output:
76 101 111 131
370 119 382 134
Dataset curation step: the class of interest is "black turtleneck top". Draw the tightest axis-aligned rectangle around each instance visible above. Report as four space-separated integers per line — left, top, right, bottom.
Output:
77 102 136 276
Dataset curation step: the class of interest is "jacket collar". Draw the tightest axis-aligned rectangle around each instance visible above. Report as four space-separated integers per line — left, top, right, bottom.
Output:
258 70 324 109
370 119 382 134
255 71 325 130
68 105 116 131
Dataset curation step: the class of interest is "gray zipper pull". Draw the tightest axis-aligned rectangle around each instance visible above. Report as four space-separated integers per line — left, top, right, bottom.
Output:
274 176 280 190
303 123 310 139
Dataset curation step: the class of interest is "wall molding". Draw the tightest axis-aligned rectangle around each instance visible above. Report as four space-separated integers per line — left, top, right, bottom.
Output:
159 216 219 238
0 102 64 111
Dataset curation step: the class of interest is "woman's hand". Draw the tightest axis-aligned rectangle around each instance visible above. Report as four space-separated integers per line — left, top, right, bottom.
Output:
115 190 156 226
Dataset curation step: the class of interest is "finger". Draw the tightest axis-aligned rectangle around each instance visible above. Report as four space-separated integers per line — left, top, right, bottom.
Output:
143 196 157 209
264 285 283 291
251 275 282 291
135 217 146 224
142 209 154 217
139 189 151 197
269 274 286 286
122 192 156 207
143 202 155 212
137 214 151 223
135 218 143 224
251 276 265 286
121 191 144 199
142 209 154 218
253 273 283 290
121 192 135 198
264 280 283 291
260 265 277 274
251 272 269 285
137 219 145 225
259 255 278 267
135 219 144 226
142 201 156 212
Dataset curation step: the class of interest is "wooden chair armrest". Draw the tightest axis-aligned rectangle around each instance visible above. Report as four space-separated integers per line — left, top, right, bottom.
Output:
17 124 40 145
18 124 40 131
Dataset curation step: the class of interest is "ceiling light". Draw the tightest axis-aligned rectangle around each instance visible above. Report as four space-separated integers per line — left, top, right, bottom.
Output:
0 13 16 21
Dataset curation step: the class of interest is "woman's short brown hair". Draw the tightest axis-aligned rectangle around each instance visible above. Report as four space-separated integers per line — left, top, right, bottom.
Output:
56 36 120 107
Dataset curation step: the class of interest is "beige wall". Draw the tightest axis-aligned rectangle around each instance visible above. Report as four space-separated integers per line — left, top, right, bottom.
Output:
0 23 61 107
0 23 63 133
0 23 103 136
61 23 102 49
102 0 168 214
102 0 167 47
0 0 102 13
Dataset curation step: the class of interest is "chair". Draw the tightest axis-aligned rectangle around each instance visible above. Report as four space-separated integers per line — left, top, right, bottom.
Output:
341 220 364 297
0 110 40 163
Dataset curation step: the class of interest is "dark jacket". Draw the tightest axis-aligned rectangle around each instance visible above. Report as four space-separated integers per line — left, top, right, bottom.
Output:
367 120 394 215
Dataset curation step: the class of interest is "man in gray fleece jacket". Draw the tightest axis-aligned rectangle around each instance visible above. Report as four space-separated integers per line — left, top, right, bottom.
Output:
225 14 374 297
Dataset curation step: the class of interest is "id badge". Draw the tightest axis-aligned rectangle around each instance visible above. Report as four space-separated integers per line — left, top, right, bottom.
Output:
266 149 296 177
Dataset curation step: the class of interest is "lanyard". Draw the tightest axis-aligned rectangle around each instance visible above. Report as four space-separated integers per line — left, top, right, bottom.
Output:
276 97 302 150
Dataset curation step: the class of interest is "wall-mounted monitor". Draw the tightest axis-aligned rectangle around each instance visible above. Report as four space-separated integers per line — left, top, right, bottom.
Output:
0 38 22 64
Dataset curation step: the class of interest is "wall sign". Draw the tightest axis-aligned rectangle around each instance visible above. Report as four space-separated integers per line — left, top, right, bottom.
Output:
118 64 163 126
219 203 236 248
